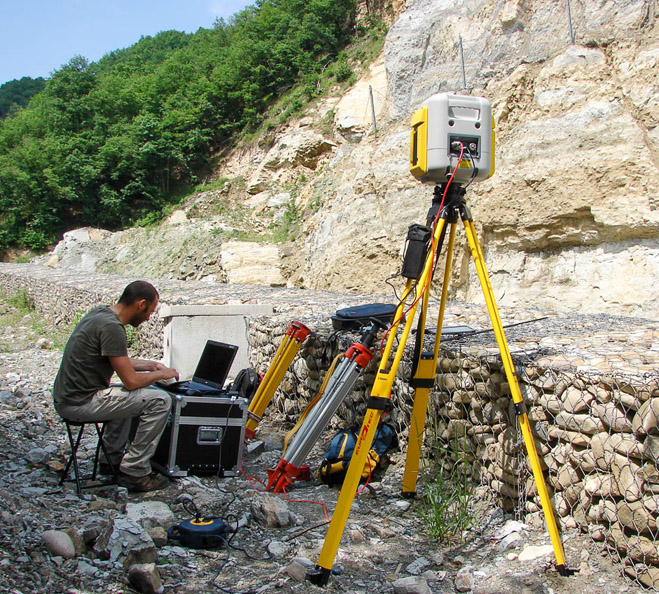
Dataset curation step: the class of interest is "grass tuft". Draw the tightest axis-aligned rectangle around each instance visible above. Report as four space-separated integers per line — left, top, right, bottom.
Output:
419 436 476 543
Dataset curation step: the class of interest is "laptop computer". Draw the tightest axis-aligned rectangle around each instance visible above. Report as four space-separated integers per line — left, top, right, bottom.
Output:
160 340 239 395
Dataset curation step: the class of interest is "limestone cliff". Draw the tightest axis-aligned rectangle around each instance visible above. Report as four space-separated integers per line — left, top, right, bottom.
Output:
42 0 659 320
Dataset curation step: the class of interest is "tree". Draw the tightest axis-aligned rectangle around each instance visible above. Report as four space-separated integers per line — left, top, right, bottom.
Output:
0 0 358 251
0 77 46 119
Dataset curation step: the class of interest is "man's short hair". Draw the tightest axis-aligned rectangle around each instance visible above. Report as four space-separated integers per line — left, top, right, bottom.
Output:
118 281 159 305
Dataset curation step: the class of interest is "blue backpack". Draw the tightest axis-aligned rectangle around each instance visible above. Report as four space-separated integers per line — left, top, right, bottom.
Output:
318 424 396 486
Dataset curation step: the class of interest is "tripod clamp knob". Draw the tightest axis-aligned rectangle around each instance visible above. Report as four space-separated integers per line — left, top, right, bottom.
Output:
360 318 386 349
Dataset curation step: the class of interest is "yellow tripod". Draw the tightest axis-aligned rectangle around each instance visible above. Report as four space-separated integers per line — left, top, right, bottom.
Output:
307 183 568 585
245 321 310 440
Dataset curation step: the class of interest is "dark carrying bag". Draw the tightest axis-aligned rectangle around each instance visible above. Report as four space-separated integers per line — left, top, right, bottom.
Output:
331 303 397 331
317 424 396 486
317 430 357 486
230 368 261 402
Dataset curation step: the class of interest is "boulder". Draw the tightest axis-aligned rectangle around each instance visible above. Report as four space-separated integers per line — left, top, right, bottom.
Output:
250 494 295 528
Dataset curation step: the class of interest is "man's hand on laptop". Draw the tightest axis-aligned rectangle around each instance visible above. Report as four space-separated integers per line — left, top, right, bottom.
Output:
111 356 179 391
132 359 180 383
157 374 179 386
157 366 179 382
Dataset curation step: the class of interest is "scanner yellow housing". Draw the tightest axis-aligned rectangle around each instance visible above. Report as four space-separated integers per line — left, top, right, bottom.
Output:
410 93 495 184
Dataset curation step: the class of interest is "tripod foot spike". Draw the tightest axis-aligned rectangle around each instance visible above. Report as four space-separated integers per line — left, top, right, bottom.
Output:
556 564 578 577
306 565 331 586
401 491 416 499
266 460 310 492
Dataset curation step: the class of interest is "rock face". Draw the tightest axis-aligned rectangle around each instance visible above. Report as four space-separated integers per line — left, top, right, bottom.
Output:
221 241 285 286
37 0 659 319
304 0 659 318
44 228 111 271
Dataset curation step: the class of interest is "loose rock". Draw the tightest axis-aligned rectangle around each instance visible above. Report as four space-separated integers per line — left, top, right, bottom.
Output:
127 563 164 594
392 575 432 594
42 530 76 559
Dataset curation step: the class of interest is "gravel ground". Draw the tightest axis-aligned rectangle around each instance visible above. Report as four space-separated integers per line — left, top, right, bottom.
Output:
0 297 644 594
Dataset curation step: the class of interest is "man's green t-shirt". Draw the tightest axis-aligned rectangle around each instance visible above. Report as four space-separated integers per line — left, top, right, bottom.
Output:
53 306 128 406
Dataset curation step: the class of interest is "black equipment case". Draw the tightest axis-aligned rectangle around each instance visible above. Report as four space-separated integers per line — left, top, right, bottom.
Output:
152 393 248 478
331 303 397 331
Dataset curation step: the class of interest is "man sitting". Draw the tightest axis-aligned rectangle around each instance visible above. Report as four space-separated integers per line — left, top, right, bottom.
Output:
53 280 178 492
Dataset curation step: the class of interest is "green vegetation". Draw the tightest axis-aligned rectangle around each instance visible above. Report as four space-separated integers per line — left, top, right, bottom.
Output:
307 194 325 214
8 288 33 311
257 14 386 133
0 77 46 119
419 437 476 543
0 289 75 351
194 177 229 194
0 0 358 251
125 325 139 350
210 201 300 244
12 252 38 263
271 198 301 242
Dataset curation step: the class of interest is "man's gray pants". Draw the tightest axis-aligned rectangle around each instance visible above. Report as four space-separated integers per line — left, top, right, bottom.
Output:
55 386 171 478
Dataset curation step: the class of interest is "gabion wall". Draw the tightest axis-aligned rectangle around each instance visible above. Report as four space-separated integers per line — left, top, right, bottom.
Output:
250 317 659 590
1 270 171 359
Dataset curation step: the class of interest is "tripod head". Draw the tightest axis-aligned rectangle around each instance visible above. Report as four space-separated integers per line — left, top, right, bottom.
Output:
426 183 467 226
359 318 386 349
401 183 470 281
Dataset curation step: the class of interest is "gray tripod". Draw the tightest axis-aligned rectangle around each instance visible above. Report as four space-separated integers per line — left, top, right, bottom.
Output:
266 322 381 492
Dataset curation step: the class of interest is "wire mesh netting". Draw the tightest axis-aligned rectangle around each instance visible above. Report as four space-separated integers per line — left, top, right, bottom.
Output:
260 308 659 588
419 315 659 590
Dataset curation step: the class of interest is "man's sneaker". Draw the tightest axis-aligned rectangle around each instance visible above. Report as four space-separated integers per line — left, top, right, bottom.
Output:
117 471 170 493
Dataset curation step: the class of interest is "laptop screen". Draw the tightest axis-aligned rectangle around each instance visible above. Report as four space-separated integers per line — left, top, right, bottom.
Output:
192 340 239 389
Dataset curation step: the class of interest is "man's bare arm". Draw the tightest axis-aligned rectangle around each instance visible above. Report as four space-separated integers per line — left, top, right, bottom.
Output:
131 358 167 372
110 356 178 391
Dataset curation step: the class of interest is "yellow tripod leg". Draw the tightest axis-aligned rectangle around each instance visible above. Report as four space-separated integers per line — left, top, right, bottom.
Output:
401 369 432 496
246 321 310 439
310 343 409 586
402 223 457 496
308 407 384 585
309 219 448 586
463 219 567 571
246 335 296 437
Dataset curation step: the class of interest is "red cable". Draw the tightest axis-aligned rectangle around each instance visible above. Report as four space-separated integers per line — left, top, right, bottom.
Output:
419 143 465 299
379 145 466 356
282 487 331 523
242 153 462 528
240 464 267 492
240 463 331 522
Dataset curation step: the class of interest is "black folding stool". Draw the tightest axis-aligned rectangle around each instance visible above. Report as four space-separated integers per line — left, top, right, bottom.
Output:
59 419 118 498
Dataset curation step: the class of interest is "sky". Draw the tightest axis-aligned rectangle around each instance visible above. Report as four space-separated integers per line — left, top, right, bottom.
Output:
0 0 255 86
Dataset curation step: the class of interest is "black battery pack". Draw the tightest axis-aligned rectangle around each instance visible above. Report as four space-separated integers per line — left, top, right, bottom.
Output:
401 224 432 279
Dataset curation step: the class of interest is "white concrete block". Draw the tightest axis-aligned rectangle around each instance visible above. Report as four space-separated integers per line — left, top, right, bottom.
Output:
160 304 273 382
